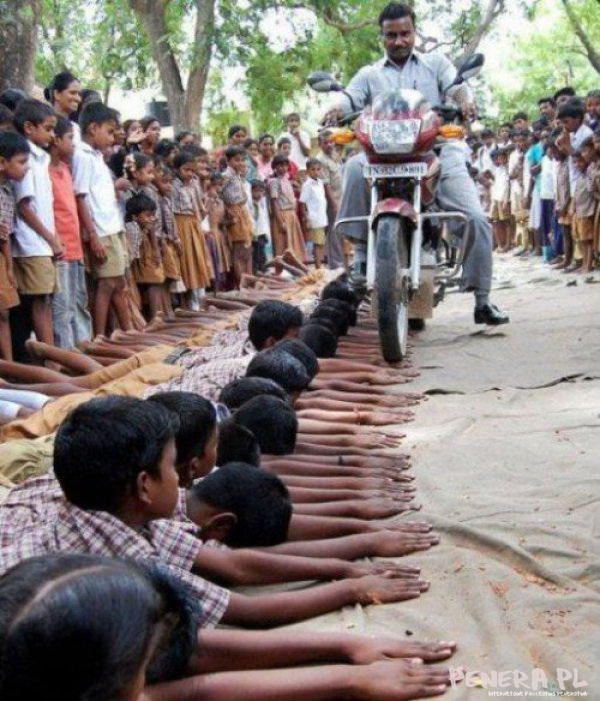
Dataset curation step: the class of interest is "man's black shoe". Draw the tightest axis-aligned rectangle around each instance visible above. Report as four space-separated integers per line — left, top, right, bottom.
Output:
474 304 510 325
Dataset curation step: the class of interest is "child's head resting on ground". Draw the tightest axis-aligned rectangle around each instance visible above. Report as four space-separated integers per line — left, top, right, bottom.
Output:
319 297 358 326
299 323 338 358
216 419 261 467
234 396 298 455
54 396 180 521
246 348 310 398
187 463 292 548
303 316 339 336
148 392 218 488
274 338 319 381
321 279 360 308
0 553 200 701
248 300 303 350
219 376 290 411
311 305 350 336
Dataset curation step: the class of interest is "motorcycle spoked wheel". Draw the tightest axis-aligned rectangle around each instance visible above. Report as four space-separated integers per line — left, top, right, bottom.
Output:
374 215 410 363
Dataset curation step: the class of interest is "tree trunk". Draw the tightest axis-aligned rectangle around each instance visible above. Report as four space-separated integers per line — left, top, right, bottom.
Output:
560 0 600 74
0 0 41 93
128 0 215 132
453 0 504 68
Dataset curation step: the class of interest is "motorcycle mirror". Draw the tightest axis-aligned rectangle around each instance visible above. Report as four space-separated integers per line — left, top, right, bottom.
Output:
307 71 344 93
454 53 485 84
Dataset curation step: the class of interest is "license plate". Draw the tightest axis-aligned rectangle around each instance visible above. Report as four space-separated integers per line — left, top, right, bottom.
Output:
363 162 427 178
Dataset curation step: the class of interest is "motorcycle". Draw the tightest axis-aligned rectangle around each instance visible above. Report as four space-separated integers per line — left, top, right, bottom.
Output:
308 54 484 363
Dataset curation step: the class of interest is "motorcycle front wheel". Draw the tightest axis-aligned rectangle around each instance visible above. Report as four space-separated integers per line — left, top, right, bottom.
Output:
375 215 410 363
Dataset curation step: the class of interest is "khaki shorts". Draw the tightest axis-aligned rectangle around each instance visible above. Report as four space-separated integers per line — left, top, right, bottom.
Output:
307 227 326 246
0 255 19 310
490 201 511 222
13 256 56 296
90 233 127 279
572 216 594 242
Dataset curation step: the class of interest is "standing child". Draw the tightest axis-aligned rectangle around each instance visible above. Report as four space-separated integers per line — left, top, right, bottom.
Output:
155 162 185 310
572 151 595 273
553 138 572 270
490 147 511 252
300 158 328 268
205 172 231 289
250 179 271 274
171 151 213 308
0 132 30 360
268 154 306 264
221 146 253 286
124 193 158 296
126 153 165 320
49 117 91 348
581 135 600 262
73 102 132 336
279 113 311 172
12 99 61 345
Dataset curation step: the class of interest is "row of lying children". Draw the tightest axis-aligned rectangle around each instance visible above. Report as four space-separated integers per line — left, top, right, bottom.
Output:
0 279 463 701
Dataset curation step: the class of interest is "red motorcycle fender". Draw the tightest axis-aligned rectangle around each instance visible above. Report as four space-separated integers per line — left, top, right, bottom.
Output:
371 198 418 227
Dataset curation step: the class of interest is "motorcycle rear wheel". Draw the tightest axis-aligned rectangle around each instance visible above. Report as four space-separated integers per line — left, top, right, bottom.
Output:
375 215 410 363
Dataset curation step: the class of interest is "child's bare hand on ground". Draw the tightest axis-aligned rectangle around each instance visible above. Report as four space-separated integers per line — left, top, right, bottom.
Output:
353 572 429 606
352 659 461 700
351 499 421 520
348 561 424 579
348 637 457 665
370 530 440 557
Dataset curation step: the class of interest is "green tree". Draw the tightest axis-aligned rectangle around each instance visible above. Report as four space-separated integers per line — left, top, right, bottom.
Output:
0 0 41 92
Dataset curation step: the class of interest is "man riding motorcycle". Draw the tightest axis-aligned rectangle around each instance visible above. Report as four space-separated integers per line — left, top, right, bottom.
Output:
327 2 509 326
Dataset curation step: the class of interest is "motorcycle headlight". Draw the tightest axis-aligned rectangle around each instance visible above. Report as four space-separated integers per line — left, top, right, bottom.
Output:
369 119 421 154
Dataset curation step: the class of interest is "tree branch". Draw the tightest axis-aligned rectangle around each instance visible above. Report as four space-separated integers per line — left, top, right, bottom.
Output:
560 0 600 73
453 0 505 66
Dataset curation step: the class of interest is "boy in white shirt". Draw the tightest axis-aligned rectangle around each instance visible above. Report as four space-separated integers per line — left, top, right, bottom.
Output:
490 148 511 252
73 102 132 336
300 159 328 268
12 99 61 346
279 113 311 172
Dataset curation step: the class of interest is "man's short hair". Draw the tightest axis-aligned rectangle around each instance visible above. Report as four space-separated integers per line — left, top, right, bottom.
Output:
378 2 416 27
79 102 118 135
248 300 303 350
190 464 292 547
234 396 298 455
13 99 55 135
538 96 556 107
246 349 311 394
54 397 179 513
216 420 261 467
553 86 576 101
512 111 528 123
0 131 30 160
557 101 585 121
219 377 289 411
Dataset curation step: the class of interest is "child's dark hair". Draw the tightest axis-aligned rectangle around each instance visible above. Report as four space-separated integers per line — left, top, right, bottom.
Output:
44 71 79 103
299 324 338 358
181 144 207 158
225 145 246 161
190 464 292 547
219 376 289 410
246 348 310 394
79 102 118 136
127 152 154 179
248 299 303 350
175 130 194 143
140 116 160 132
272 154 289 168
378 2 416 27
54 116 74 140
0 131 30 160
174 150 196 170
54 397 179 514
228 124 247 139
234 396 298 455
258 133 274 144
306 157 322 170
311 304 349 336
286 113 300 121
512 111 528 123
216 419 261 467
13 99 55 135
320 297 358 326
125 192 156 222
148 391 217 466
251 179 266 191
0 88 26 113
321 279 359 307
0 554 200 700
303 316 338 335
155 138 179 160
0 104 14 126
244 137 258 149
553 86 576 101
538 96 556 108
277 136 291 148
275 339 319 381
557 101 585 121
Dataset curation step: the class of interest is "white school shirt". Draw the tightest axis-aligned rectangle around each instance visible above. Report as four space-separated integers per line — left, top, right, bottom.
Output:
539 154 555 200
300 177 328 229
252 197 271 240
11 141 54 258
72 141 123 238
569 124 593 197
491 165 510 203
279 130 311 170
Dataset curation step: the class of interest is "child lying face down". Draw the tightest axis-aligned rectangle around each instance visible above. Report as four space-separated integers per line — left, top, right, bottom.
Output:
0 553 460 701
